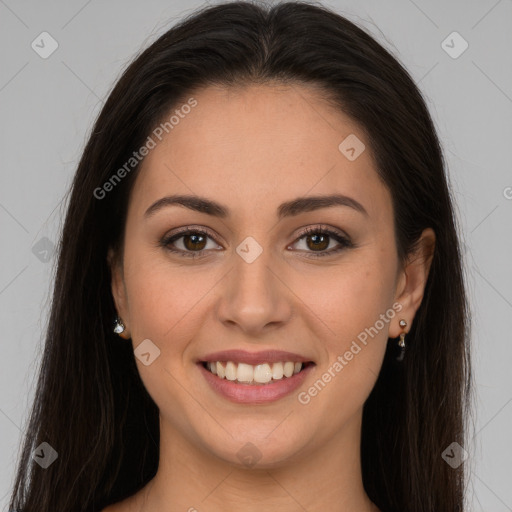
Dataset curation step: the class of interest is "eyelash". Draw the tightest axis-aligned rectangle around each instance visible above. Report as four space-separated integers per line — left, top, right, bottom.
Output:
159 225 354 259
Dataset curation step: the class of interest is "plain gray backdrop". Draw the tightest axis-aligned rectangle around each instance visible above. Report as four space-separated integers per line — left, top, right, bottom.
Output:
1 0 511 510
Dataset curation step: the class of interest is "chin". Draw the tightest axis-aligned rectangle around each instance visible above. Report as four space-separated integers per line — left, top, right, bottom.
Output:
202 428 311 470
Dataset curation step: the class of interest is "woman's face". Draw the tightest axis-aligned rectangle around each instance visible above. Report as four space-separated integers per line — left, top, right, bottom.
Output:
110 83 429 468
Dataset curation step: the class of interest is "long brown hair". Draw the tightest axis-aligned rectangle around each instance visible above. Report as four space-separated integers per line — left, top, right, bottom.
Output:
9 2 472 511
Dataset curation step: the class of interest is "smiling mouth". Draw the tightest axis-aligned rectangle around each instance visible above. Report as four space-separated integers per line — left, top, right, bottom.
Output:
201 360 315 385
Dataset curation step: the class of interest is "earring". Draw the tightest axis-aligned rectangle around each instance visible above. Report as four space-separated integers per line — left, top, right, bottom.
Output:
113 316 125 335
396 319 407 362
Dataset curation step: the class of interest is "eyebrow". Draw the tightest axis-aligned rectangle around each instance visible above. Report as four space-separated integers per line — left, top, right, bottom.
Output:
144 193 369 220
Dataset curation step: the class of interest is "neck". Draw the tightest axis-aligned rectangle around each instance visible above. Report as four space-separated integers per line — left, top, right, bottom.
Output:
136 410 379 512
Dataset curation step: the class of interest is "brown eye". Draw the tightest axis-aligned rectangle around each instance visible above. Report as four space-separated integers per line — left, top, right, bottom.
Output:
160 228 221 259
182 233 207 251
160 225 353 259
292 226 353 258
304 232 330 251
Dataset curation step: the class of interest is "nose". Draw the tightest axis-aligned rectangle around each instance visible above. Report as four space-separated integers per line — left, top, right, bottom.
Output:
216 243 293 337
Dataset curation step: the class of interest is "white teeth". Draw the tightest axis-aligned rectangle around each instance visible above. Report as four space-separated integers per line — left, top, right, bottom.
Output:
272 362 284 380
254 363 272 383
225 361 237 381
283 362 295 378
205 361 305 384
236 363 254 383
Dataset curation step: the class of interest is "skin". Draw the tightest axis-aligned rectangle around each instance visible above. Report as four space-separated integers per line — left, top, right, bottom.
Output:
105 83 435 512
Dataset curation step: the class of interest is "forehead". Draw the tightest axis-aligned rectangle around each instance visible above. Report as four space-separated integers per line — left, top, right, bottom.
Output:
128 83 392 223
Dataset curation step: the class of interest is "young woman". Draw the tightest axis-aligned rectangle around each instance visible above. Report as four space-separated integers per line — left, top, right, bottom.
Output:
8 2 472 511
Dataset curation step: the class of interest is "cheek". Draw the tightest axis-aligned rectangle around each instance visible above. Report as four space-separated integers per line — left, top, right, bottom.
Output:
122 248 199 343
121 252 205 405
297 258 395 349
295 251 396 406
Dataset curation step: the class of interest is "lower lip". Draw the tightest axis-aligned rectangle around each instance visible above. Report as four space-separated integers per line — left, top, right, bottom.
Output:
198 363 314 404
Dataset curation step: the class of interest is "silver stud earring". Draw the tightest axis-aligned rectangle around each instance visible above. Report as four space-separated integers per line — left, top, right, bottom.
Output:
396 319 407 362
113 316 125 335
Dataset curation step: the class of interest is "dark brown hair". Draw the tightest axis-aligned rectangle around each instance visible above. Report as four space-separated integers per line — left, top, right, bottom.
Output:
9 2 472 511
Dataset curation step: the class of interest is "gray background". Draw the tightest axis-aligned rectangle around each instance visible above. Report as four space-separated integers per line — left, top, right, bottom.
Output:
0 0 511 510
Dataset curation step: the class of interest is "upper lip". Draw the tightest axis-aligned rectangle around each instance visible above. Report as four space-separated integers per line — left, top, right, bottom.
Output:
199 349 313 366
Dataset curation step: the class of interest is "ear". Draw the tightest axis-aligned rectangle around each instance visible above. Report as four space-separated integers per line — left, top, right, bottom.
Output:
389 228 436 338
107 247 131 339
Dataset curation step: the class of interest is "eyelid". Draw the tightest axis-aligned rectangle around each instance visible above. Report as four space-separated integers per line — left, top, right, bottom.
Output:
293 223 350 242
163 225 224 245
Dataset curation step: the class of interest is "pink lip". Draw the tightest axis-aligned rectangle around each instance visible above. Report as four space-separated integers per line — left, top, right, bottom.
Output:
198 362 315 404
199 349 313 366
